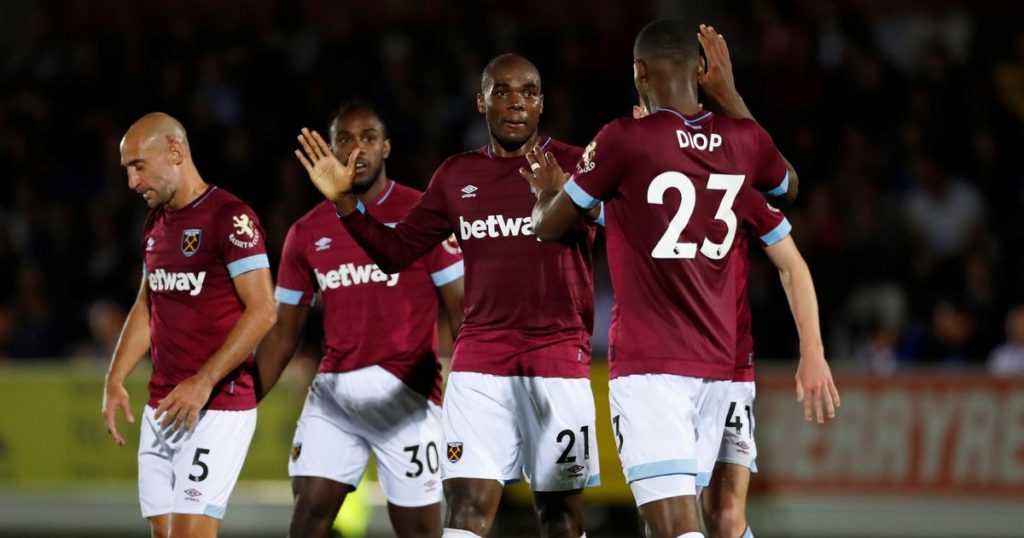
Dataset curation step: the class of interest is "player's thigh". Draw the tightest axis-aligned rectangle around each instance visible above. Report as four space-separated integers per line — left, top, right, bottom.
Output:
609 374 702 488
290 475 352 523
170 408 257 520
386 502 442 538
139 406 176 520
371 398 444 508
695 378 732 486
168 512 220 538
515 376 600 492
441 372 520 483
717 381 758 472
704 461 751 513
147 513 170 538
288 385 372 490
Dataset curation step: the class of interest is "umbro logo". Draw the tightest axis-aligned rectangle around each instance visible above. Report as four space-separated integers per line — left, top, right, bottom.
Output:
314 237 332 251
461 185 478 199
185 488 202 498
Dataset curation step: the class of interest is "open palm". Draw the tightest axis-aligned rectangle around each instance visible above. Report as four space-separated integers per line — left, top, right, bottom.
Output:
294 127 360 203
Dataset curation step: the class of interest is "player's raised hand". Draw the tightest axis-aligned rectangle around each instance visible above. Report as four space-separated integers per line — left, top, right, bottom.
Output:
795 352 840 424
154 375 213 433
102 382 135 446
295 128 359 205
696 24 745 115
520 144 566 197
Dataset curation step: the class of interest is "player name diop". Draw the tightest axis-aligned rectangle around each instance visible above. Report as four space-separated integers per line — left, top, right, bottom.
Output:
676 129 723 152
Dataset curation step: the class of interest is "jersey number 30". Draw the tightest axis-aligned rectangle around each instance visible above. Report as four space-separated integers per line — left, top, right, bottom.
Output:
647 172 743 260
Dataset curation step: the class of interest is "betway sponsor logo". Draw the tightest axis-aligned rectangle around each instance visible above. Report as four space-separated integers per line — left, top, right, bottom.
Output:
147 269 206 296
315 264 399 289
458 214 534 240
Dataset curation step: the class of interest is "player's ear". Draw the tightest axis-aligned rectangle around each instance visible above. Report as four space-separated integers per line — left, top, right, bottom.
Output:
382 138 391 160
166 138 185 166
697 56 707 76
633 59 647 83
476 92 486 114
538 93 544 115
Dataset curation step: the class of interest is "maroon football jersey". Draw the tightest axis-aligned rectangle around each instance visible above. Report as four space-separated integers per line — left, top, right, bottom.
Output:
142 186 270 410
275 181 463 403
733 235 755 382
339 138 596 378
564 109 790 380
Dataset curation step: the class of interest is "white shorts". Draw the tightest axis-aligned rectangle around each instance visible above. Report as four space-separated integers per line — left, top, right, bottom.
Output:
609 374 729 503
288 366 443 507
138 405 256 519
441 372 600 492
717 381 758 472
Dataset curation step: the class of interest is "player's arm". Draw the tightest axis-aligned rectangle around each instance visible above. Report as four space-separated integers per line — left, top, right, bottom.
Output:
102 277 151 446
253 303 311 402
697 24 799 207
296 128 451 272
155 267 276 431
762 235 840 424
524 146 593 240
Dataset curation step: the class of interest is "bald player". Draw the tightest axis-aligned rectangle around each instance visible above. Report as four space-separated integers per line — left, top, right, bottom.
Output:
102 113 276 538
297 54 600 538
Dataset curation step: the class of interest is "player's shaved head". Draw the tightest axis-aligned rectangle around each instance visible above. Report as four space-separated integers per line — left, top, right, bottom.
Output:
481 53 541 93
123 112 190 153
634 19 701 67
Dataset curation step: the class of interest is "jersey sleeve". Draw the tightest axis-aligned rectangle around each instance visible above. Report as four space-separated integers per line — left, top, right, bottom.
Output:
738 186 791 247
216 201 271 278
339 167 454 274
274 224 315 306
421 234 464 288
748 122 789 197
563 120 628 210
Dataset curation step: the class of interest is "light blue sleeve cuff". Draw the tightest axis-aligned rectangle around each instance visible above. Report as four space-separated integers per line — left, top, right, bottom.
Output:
337 200 367 219
764 171 789 197
274 286 305 305
760 218 792 246
564 177 600 210
227 253 270 278
431 260 464 287
595 202 606 227
141 263 147 276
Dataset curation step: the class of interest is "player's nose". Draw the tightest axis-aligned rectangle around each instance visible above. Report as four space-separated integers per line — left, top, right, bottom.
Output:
127 170 142 190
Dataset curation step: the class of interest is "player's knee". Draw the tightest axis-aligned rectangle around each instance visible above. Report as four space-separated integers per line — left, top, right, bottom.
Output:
290 495 340 535
149 526 170 538
392 513 442 538
445 502 491 536
534 503 582 537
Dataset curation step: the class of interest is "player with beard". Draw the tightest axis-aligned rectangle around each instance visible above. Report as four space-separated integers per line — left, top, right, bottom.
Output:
102 112 276 538
255 100 465 538
296 54 600 538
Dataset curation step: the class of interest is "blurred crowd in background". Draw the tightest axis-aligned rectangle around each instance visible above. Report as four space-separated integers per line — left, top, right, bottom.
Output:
1 0 1022 375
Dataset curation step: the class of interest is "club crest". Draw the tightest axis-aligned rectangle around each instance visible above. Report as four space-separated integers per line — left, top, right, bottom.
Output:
181 229 202 257
447 442 463 463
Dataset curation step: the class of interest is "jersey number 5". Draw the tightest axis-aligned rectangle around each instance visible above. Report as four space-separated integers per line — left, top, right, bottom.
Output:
647 172 744 260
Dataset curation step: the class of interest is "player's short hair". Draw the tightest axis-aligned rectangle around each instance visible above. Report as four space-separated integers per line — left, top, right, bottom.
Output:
634 19 701 65
480 53 541 94
328 99 390 144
